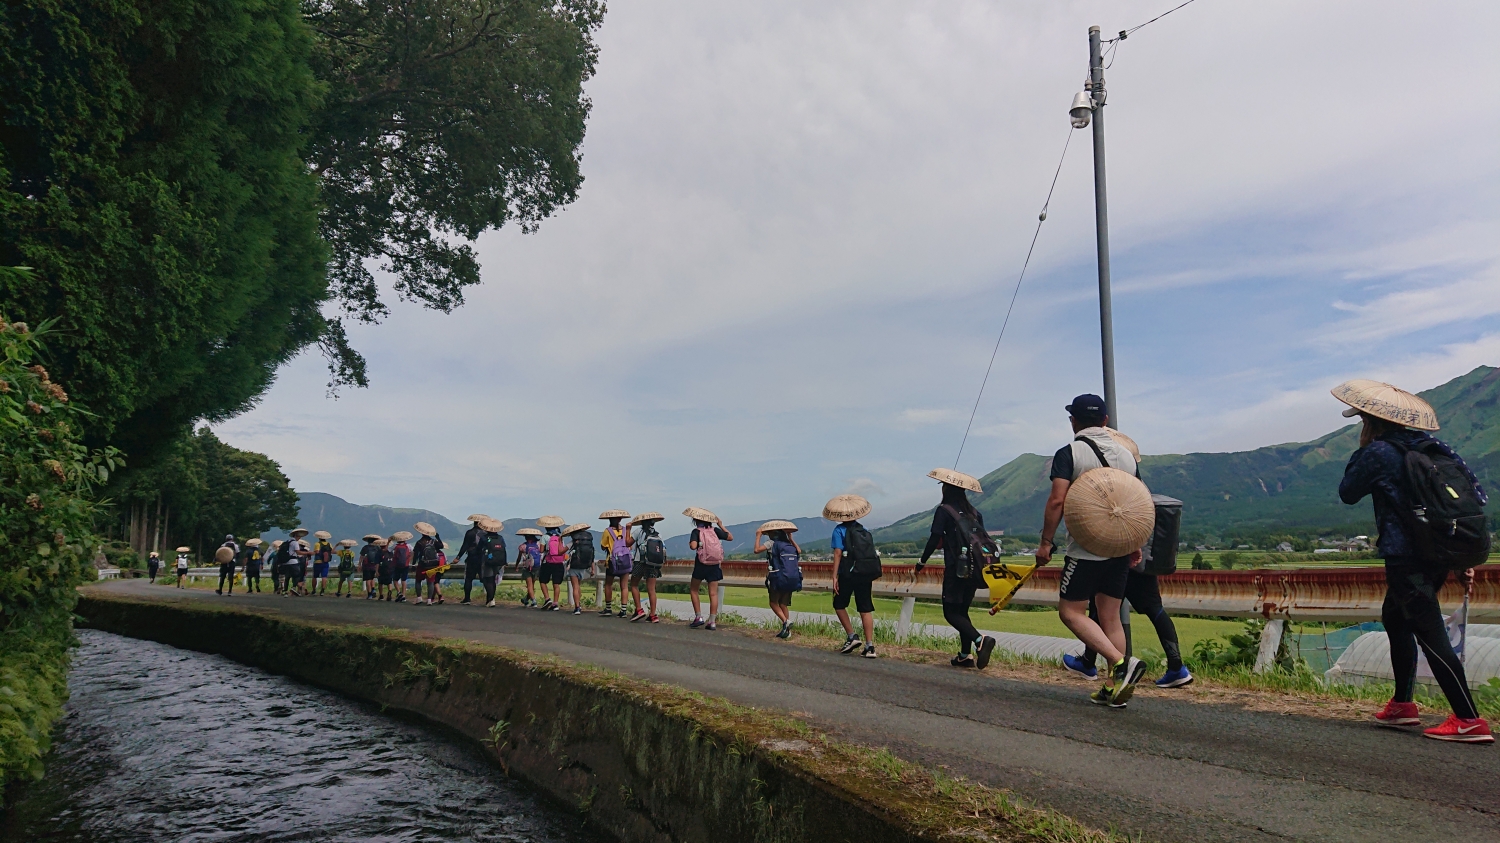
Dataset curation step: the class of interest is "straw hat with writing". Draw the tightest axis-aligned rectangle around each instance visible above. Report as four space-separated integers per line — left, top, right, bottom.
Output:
338 539 358 548
290 528 309 538
466 513 490 522
683 506 717 523
516 527 543 537
176 546 190 553
392 530 413 542
928 468 982 494
362 533 382 542
536 515 565 529
245 538 263 548
630 512 664 526
214 546 234 563
1063 467 1156 558
822 495 871 523
760 520 799 533
1105 428 1141 462
479 518 503 532
599 509 630 520
1331 379 1439 431
561 522 590 536
414 521 437 538
314 530 332 540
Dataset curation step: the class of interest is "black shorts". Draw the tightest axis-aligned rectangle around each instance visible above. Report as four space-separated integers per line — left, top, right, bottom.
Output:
832 575 874 614
392 566 409 583
1059 555 1131 602
632 561 662 580
539 563 566 585
691 561 724 582
765 581 794 605
378 570 393 586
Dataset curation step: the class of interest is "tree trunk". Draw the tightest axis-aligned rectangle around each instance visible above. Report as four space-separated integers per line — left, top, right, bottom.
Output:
152 495 163 554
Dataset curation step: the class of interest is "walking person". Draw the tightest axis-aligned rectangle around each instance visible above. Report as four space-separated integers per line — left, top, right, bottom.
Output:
536 517 567 611
1069 574 1193 687
563 523 595 615
215 534 239 595
753 521 803 638
1033 395 1147 708
598 511 633 617
455 515 488 605
628 513 666 623
515 528 544 606
241 538 264 592
334 540 357 597
268 540 285 594
311 531 334 595
1333 380 1492 743
147 550 161 583
476 518 507 607
412 523 444 605
389 531 413 603
917 470 999 669
359 534 382 599
175 547 191 588
826 496 881 658
284 528 311 596
377 538 396 601
685 508 732 630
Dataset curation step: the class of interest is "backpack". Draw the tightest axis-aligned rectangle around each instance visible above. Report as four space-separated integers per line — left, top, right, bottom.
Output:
1391 438 1491 570
571 532 595 568
481 535 506 574
392 543 411 568
275 541 293 566
767 540 803 592
546 534 564 561
696 526 724 565
643 532 666 566
939 504 997 580
840 521 882 579
608 529 633 575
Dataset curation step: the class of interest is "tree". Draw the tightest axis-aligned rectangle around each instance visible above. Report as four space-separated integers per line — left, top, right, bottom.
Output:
1190 552 1209 570
304 0 605 386
1219 551 1242 571
1 0 328 464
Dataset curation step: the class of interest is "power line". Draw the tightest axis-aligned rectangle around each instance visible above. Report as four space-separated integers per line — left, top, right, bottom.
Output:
1108 0 1203 43
953 128 1077 470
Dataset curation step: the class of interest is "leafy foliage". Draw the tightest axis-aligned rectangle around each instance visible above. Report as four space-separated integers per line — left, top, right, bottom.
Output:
0 315 118 784
303 0 605 385
1190 552 1210 570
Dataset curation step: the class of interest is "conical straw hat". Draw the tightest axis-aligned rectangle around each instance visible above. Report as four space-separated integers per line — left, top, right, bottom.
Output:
314 530 332 540
822 495 871 522
516 527 543 537
630 512 664 526
466 513 490 522
414 521 437 537
373 538 388 547
338 539 358 547
536 515 565 529
245 538 263 547
1063 467 1156 558
599 509 630 520
362 533 383 542
270 540 283 548
478 518 502 532
392 530 413 542
215 547 234 563
682 506 717 523
176 546 190 552
1331 379 1439 431
290 528 309 537
561 522 590 536
928 468 982 493
1104 428 1141 462
760 520 799 533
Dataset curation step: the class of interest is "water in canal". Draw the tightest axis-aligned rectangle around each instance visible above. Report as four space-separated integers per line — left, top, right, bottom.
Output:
2 629 603 842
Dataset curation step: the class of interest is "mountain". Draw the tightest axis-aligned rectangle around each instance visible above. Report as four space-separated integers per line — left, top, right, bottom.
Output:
664 517 836 558
262 492 546 546
875 366 1500 544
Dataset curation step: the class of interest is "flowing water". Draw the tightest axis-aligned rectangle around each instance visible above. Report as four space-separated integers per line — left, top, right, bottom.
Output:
2 630 603 843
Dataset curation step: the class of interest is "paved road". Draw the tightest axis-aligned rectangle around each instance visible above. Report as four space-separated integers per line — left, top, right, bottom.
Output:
91 581 1499 843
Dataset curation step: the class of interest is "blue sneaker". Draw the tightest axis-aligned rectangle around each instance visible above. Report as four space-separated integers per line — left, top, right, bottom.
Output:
1155 666 1194 688
1062 653 1097 680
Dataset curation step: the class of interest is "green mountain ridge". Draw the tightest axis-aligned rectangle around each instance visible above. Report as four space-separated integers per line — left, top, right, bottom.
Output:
874 366 1500 545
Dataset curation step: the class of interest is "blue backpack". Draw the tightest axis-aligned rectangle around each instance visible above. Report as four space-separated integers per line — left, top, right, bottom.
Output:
767 540 803 592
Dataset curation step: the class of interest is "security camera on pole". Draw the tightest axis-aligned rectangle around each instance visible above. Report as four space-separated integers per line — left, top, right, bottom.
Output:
1068 26 1117 427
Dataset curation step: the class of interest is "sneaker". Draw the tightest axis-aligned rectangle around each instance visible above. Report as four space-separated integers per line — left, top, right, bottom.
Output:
550 604 561 612
689 618 705 629
598 606 613 616
459 598 471 605
1107 658 1147 707
1155 666 1194 688
840 634 862 654
649 614 660 624
862 644 877 659
950 654 975 668
1372 700 1421 727
1062 653 1098 680
705 622 717 631
1090 686 1121 707
1423 715 1493 743
485 600 496 608
630 609 648 622
776 622 791 639
975 636 997 670
573 606 582 615
617 608 629 618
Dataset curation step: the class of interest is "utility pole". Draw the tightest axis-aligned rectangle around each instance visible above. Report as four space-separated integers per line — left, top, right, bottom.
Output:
1087 26 1117 426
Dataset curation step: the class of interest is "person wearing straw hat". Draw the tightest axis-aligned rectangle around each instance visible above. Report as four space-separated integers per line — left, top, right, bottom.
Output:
825 496 881 658
515 528 544 607
627 513 666 623
358 534 383 599
333 540 358 597
241 539 265 592
283 528 312 596
389 531 414 602
1034 394 1147 708
267 540 285 593
311 531 335 595
455 514 489 605
147 550 161 583
537 517 568 611
1334 379 1492 743
175 546 191 588
598 511 633 618
473 518 507 607
753 521 802 638
412 522 445 605
562 523 595 615
685 508 733 630
376 538 396 601
915 470 998 669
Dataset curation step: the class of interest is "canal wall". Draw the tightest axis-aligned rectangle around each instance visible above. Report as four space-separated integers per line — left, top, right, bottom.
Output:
76 593 1061 843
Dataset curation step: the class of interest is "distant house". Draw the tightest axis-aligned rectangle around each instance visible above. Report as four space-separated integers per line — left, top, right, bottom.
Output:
1275 542 1295 553
988 530 1005 538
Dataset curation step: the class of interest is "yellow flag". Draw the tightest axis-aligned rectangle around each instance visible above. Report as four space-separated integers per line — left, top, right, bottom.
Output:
982 560 1037 611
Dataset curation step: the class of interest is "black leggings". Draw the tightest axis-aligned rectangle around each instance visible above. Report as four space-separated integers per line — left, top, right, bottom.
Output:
464 568 481 600
943 601 981 654
1384 560 1477 719
246 571 260 591
482 575 497 603
218 568 235 593
1082 571 1183 670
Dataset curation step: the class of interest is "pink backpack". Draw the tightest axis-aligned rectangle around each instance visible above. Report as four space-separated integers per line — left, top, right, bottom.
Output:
697 525 724 565
546 534 565 562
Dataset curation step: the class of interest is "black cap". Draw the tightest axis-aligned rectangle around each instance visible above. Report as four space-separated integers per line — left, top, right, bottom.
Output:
1065 394 1107 421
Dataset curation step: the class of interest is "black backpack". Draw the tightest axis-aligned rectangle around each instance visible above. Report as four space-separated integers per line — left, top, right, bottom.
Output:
643 532 666 566
274 540 293 566
1391 438 1491 570
841 521 882 580
571 532 595 568
939 504 998 580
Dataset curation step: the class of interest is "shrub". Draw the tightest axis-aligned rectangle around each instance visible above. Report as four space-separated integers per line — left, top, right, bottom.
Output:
1190 552 1210 570
0 311 119 784
1219 551 1242 570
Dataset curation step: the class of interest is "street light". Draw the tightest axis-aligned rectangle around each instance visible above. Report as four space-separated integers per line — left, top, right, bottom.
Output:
1069 91 1093 129
1077 26 1116 427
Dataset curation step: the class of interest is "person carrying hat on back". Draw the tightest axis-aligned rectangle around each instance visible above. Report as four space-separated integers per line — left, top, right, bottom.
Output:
1334 380 1492 743
1034 394 1146 708
916 470 998 669
215 534 239 596
826 496 881 659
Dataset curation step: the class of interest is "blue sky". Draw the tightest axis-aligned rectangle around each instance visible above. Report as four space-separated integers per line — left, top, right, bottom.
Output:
218 0 1500 537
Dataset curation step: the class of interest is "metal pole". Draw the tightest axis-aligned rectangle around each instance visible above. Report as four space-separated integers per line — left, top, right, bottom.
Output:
1087 26 1117 426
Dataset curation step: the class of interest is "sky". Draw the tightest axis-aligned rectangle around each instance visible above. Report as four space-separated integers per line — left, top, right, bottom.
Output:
218 0 1500 537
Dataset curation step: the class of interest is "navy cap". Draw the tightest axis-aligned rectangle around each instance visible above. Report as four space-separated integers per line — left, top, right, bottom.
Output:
1065 394 1107 419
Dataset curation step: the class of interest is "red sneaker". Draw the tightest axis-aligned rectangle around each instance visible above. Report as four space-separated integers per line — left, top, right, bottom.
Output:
1372 700 1421 727
1422 715 1494 743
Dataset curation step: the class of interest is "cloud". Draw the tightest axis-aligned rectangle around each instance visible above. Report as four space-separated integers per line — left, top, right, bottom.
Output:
1318 266 1500 347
